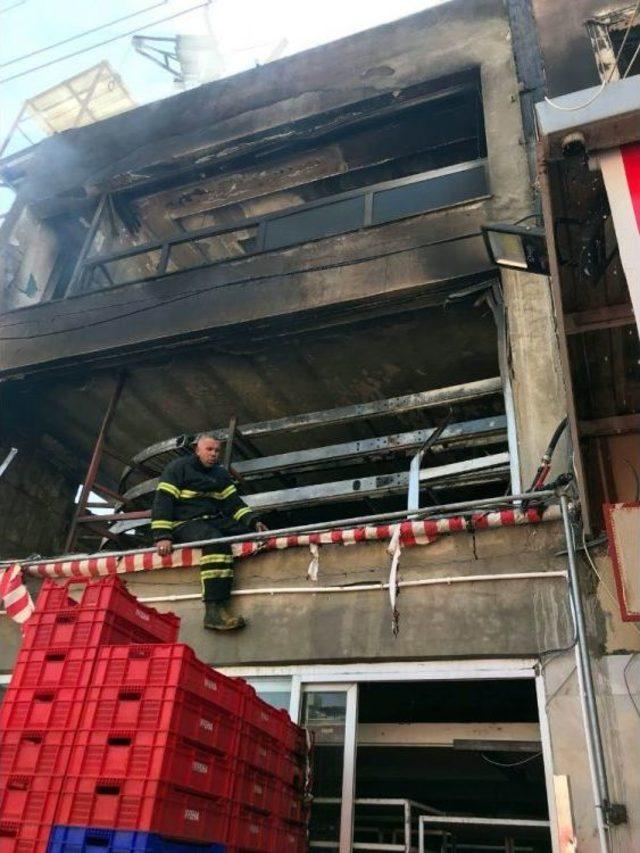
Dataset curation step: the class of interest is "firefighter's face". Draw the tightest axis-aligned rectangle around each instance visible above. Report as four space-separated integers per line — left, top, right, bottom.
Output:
195 437 221 467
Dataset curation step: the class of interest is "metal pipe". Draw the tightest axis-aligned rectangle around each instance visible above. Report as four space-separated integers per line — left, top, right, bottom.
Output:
116 570 568 605
1 490 557 567
559 494 610 852
404 801 411 853
64 372 125 552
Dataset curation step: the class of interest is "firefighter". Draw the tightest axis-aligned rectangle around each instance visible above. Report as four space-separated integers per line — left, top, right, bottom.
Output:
151 433 264 631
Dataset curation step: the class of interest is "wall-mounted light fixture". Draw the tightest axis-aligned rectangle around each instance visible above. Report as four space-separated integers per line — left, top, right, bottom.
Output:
482 223 549 275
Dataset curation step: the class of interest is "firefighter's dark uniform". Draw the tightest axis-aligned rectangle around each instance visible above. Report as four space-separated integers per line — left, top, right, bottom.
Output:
150 455 258 603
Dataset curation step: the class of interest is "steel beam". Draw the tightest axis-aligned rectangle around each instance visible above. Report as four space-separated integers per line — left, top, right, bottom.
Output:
123 440 509 503
232 416 506 477
131 379 503 470
245 453 509 511
64 372 125 552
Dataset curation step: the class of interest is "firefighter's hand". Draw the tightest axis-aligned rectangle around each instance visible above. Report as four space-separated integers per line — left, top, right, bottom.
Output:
156 539 173 556
255 521 268 533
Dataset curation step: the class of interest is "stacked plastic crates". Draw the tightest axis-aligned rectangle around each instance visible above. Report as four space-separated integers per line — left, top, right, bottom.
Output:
0 577 309 852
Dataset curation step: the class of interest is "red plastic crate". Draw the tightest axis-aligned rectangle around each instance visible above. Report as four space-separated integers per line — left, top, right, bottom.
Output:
79 684 240 754
91 644 245 714
0 820 53 853
34 577 179 638
0 730 75 777
272 747 305 791
22 608 174 651
68 729 236 798
0 686 84 732
273 782 307 824
225 805 273 852
235 724 280 778
231 762 279 815
56 776 231 843
0 774 62 825
275 819 307 853
240 690 306 756
23 578 179 650
9 646 97 690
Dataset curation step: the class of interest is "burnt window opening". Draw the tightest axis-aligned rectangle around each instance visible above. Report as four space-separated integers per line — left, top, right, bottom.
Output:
66 69 488 296
30 287 512 554
587 8 640 81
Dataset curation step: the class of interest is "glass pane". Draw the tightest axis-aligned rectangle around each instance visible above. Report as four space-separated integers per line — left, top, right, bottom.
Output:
262 196 364 251
245 677 292 713
371 162 489 225
302 690 347 846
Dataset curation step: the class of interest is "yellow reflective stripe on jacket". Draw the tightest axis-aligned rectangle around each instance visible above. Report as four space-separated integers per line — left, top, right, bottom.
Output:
217 484 236 500
200 553 233 565
233 506 251 522
177 485 237 500
157 481 180 498
201 568 234 580
151 520 173 530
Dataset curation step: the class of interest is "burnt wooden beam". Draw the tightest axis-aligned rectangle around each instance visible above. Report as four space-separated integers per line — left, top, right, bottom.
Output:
564 303 635 335
579 414 640 437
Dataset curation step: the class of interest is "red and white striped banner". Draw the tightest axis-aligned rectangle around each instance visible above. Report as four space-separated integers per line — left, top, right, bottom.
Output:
0 563 34 625
599 143 640 331
0 506 559 625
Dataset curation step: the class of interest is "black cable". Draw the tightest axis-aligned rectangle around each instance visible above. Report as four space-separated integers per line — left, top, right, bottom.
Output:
0 229 485 340
0 1 211 85
481 751 542 768
0 1 169 68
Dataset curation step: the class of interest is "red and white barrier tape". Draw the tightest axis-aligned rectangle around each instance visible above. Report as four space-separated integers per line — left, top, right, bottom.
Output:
0 563 34 625
0 506 559 626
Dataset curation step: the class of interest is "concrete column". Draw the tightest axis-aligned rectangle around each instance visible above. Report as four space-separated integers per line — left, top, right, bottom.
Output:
501 268 569 487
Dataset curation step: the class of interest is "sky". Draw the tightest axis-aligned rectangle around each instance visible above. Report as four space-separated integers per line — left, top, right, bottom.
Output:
0 0 446 213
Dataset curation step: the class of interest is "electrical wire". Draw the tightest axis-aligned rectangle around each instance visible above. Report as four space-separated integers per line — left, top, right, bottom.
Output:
621 34 640 78
0 0 26 13
579 530 640 633
543 0 640 112
0 229 485 340
0 1 170 68
481 752 542 768
623 653 640 722
0 1 212 85
580 532 640 724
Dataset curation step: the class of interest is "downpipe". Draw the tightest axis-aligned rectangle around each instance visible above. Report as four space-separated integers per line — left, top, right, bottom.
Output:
559 493 611 852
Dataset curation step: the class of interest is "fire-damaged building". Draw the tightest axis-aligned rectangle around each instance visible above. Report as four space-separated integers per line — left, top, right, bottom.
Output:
0 0 639 850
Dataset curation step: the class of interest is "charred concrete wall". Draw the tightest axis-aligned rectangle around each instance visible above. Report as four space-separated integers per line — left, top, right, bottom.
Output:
530 0 634 98
0 441 75 559
0 0 531 373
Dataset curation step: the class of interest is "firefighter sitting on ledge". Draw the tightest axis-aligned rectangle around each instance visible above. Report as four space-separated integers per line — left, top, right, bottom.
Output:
152 433 265 631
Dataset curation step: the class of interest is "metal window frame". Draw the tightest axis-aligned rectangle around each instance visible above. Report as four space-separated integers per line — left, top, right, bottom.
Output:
417 814 551 853
586 6 640 83
122 377 504 486
70 158 490 294
295 681 358 853
217 659 558 853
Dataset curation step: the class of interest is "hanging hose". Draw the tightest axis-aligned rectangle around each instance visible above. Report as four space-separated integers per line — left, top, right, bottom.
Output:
529 417 568 492
521 418 568 511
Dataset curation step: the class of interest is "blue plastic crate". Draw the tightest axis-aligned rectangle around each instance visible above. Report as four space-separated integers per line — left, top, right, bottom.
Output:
47 826 227 852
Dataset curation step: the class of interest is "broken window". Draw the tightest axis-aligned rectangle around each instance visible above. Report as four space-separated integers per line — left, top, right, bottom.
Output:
69 69 488 294
587 6 640 81
53 285 514 552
